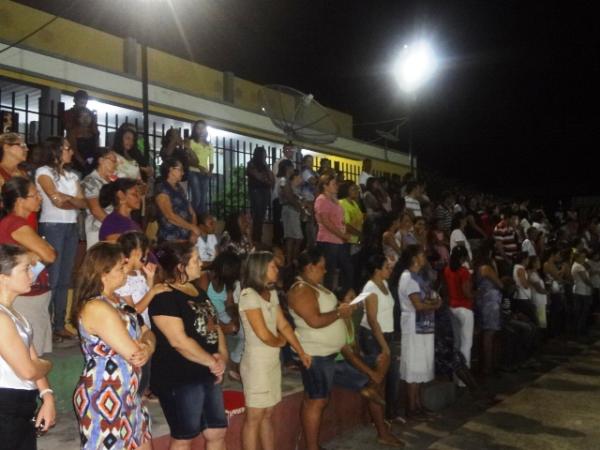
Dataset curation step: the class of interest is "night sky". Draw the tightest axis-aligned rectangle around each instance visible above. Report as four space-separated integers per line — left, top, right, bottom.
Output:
13 0 600 198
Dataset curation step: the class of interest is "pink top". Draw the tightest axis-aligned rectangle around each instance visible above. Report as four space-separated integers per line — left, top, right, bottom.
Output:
315 194 345 244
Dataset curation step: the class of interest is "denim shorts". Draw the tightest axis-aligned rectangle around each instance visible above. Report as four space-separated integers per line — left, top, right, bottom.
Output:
156 381 227 440
300 354 337 399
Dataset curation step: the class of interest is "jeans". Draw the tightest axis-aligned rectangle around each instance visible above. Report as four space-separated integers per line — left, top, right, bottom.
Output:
249 187 270 244
188 171 210 215
318 242 353 293
156 381 227 440
272 198 283 245
0 388 38 450
39 222 79 332
571 294 592 337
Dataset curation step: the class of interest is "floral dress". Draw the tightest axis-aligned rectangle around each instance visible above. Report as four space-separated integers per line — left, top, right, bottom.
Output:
73 296 151 449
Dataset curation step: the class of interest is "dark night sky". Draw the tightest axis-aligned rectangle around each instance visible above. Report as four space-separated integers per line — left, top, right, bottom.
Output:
13 0 600 197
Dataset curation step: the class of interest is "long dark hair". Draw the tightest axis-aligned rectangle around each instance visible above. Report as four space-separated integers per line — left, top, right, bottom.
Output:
0 176 31 218
156 241 195 284
250 146 268 169
113 125 147 166
449 245 469 271
451 212 465 231
40 136 68 174
117 231 149 258
389 244 423 304
366 254 387 278
296 247 324 275
99 178 138 208
223 211 245 243
212 250 242 291
72 242 124 324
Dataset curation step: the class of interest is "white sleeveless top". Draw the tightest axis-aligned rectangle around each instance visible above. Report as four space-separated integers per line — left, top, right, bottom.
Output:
360 280 395 333
513 264 532 300
0 304 37 390
289 280 346 357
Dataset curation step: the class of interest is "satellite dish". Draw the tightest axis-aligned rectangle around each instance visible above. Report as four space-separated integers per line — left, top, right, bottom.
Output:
259 85 339 144
375 129 400 142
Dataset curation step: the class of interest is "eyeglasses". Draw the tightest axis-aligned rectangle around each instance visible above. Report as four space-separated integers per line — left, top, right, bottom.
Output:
9 142 27 149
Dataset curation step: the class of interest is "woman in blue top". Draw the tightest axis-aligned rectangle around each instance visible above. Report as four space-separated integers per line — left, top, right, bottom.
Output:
155 158 200 242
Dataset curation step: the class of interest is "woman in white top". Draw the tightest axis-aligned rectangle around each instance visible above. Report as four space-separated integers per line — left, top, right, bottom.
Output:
392 244 441 419
288 247 354 450
0 244 56 448
512 252 537 325
571 250 594 337
381 213 403 263
527 255 548 328
449 212 472 261
359 255 394 357
36 137 86 340
239 251 310 450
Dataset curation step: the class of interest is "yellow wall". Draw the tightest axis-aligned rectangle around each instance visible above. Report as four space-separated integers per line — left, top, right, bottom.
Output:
147 48 223 101
0 1 124 73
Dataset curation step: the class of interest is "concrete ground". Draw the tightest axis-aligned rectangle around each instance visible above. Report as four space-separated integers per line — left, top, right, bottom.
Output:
327 335 600 450
38 331 600 450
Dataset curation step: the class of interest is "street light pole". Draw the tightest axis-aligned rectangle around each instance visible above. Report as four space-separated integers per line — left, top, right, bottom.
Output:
141 43 152 171
393 40 437 177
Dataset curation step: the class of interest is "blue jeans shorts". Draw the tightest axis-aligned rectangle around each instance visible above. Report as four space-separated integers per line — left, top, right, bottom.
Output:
156 381 227 440
300 354 337 399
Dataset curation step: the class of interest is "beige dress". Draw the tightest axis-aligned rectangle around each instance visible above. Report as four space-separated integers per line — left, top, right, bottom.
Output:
239 288 281 408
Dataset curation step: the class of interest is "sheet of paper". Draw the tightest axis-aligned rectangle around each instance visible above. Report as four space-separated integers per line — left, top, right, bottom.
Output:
349 292 371 306
31 261 45 282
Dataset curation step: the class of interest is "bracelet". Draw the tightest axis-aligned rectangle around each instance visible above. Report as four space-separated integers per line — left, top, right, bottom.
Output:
39 388 54 399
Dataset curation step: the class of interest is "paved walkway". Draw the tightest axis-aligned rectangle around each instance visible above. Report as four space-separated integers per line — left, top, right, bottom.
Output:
327 337 600 450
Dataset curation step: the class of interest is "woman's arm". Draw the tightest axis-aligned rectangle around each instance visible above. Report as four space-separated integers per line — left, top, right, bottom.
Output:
0 315 52 381
516 266 530 289
316 211 351 242
31 347 56 432
152 315 219 368
461 274 474 299
80 300 144 365
288 284 353 328
245 308 285 347
275 307 311 366
408 293 441 311
340 344 383 384
37 175 71 209
481 265 504 289
364 293 390 355
156 193 200 234
11 226 56 263
466 214 486 238
86 197 107 222
383 231 402 254
64 183 87 209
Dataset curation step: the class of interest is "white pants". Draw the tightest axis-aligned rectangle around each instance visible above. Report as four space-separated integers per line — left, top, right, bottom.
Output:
450 307 474 368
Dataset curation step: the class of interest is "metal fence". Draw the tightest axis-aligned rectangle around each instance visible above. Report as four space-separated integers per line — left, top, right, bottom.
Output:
1 83 367 220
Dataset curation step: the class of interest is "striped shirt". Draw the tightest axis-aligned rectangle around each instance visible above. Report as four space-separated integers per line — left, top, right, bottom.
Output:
493 220 518 260
435 204 453 233
404 195 422 218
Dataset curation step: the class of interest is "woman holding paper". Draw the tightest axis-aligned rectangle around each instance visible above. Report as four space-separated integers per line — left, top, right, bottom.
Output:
390 244 441 420
0 177 56 354
288 247 354 450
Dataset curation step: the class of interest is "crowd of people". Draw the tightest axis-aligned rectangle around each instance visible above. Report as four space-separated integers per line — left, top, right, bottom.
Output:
0 116 599 450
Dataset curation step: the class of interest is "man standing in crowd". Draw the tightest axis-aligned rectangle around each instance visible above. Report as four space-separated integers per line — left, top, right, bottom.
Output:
63 90 99 172
404 180 422 218
435 191 455 234
186 119 214 215
359 158 374 191
494 208 520 276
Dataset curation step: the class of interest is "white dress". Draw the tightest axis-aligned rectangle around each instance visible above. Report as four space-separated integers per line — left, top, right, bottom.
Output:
529 271 547 328
398 270 434 383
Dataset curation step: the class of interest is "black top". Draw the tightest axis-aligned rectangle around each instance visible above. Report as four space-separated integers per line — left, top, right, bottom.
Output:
149 287 219 389
247 160 272 190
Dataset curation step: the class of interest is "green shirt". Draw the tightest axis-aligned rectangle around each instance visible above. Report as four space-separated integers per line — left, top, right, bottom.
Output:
339 198 363 244
335 320 355 362
189 140 214 171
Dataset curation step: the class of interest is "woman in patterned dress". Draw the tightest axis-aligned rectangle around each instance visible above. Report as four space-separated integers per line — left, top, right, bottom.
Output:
155 158 200 243
72 242 156 449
